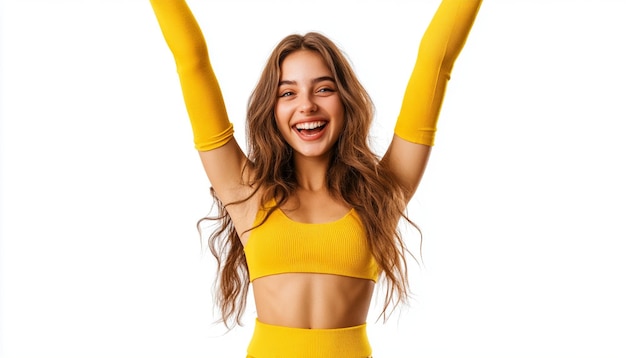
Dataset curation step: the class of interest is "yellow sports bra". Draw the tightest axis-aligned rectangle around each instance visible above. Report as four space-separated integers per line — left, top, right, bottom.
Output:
244 200 380 282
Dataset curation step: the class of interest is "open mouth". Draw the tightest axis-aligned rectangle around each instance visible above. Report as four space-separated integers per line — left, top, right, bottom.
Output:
294 121 328 136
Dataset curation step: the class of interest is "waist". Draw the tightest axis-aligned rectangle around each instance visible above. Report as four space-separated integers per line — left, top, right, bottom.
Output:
252 273 375 328
247 319 372 358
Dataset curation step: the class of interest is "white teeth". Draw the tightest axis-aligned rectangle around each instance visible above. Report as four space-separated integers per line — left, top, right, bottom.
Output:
295 121 325 130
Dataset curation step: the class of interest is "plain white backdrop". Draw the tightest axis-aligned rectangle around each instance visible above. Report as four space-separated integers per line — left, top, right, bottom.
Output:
1 0 625 357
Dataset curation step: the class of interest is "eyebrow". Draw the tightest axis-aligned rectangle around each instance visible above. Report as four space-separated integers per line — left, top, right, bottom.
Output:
278 76 336 87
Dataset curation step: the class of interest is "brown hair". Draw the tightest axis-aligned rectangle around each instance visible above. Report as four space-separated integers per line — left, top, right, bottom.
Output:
204 32 416 328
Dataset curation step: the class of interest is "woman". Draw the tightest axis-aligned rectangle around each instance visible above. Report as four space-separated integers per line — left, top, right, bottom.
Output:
149 0 481 356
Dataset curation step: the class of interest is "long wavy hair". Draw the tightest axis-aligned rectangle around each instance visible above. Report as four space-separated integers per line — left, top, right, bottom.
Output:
203 32 416 329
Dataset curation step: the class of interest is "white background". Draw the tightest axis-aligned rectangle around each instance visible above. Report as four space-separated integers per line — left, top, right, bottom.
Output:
1 0 626 357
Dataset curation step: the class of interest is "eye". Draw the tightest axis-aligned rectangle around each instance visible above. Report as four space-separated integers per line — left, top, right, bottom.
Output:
317 87 336 95
279 91 295 98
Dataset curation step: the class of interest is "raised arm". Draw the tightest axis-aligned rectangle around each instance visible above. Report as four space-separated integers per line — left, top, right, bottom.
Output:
149 0 248 197
382 0 482 200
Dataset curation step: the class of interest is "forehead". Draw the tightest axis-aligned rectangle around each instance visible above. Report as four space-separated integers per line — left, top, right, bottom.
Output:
279 50 333 80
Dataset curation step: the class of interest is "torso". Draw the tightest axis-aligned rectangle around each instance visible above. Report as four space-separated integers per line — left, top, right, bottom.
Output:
226 189 376 329
252 273 374 329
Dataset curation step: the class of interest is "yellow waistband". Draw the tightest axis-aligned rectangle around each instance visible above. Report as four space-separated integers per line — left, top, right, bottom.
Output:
247 319 372 358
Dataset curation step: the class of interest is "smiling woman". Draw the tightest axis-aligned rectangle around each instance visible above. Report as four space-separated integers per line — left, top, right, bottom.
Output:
148 0 482 356
274 49 345 159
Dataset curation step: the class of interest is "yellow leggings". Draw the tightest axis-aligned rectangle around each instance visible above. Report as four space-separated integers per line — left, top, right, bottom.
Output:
246 319 372 358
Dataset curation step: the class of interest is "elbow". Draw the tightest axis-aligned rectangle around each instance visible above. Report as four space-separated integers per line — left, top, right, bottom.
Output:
174 45 211 73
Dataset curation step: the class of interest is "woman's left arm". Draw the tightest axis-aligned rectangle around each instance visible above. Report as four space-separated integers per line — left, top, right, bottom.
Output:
382 0 482 201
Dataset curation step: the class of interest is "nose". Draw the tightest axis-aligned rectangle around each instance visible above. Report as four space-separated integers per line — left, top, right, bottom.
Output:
299 95 317 114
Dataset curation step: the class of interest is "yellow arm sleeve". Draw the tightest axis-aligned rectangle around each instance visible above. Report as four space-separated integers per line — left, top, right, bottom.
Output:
394 0 482 146
150 0 233 151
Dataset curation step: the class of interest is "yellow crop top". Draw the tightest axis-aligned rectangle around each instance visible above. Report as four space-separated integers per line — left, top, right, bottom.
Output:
244 201 380 282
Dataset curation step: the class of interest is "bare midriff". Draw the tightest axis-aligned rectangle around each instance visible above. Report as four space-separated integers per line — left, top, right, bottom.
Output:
252 273 375 329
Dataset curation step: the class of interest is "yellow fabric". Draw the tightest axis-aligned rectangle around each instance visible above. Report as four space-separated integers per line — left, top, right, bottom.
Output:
394 0 482 146
150 0 234 151
244 200 380 282
247 319 372 358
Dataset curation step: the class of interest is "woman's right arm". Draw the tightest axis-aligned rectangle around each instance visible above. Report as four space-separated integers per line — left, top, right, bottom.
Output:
149 0 248 197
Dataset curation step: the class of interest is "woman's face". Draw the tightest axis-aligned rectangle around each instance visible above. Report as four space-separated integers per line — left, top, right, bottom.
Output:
274 50 345 161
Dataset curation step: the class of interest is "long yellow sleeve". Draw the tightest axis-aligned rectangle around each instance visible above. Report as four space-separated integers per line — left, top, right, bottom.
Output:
150 0 233 151
394 0 482 146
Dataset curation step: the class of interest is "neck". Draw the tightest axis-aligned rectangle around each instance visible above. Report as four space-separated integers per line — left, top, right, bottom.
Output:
293 153 331 192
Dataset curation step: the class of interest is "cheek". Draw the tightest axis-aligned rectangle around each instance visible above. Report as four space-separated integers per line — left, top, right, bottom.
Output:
274 103 289 125
273 105 291 137
333 101 346 127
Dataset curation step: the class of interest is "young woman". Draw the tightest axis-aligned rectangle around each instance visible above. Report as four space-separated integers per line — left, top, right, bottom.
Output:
149 0 481 356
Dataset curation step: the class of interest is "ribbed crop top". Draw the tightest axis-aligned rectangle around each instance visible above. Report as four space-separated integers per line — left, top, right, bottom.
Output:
244 200 380 282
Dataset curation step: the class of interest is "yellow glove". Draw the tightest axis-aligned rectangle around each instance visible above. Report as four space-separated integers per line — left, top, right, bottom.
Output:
395 0 482 146
150 0 233 151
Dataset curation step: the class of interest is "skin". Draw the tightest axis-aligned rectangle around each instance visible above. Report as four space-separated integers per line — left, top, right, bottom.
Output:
273 50 350 221
198 49 431 329
274 50 345 164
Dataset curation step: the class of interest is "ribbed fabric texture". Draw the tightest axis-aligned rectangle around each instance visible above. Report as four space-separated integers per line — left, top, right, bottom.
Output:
394 0 482 146
150 0 234 152
247 319 372 358
244 200 379 282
